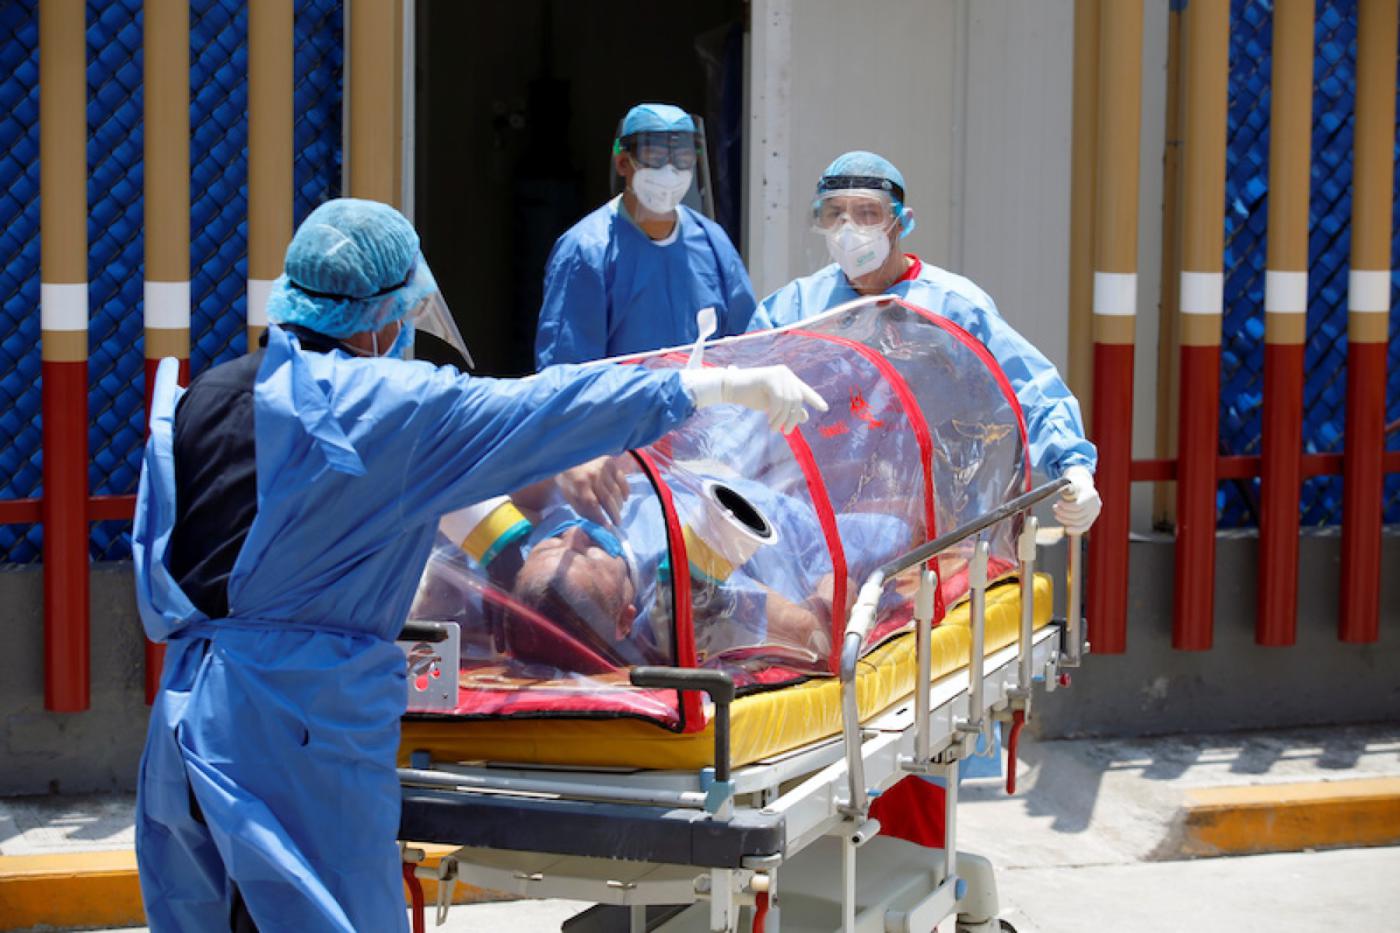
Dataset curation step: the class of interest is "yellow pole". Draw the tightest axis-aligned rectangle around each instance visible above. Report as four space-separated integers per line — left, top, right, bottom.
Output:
1085 0 1143 653
248 0 294 349
346 0 404 206
141 0 191 701
1338 0 1399 643
38 0 92 712
39 0 88 365
143 0 190 373
1257 0 1315 645
1172 0 1229 651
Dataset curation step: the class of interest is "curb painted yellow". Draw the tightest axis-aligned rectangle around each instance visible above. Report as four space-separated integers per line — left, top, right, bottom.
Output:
0 844 504 931
1182 777 1400 856
0 850 144 931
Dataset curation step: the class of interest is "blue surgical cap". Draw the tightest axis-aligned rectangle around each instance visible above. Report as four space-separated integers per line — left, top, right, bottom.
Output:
265 198 422 338
619 103 696 137
817 151 916 237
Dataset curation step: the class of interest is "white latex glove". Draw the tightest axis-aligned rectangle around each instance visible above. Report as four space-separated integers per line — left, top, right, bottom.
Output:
681 365 829 434
1052 465 1101 535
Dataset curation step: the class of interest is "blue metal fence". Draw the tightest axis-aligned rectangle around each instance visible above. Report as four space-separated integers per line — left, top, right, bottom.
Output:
0 2 42 561
1220 0 1399 527
0 0 342 562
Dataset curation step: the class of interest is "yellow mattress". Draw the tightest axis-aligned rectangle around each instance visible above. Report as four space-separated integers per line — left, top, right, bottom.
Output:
400 574 1052 771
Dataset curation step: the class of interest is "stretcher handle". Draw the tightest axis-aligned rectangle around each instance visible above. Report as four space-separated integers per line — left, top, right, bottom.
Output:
630 667 735 782
871 476 1072 581
397 620 452 643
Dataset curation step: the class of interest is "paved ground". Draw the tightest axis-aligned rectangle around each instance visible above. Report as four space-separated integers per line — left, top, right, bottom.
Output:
959 722 1400 866
0 793 134 857
78 848 1400 932
12 723 1399 932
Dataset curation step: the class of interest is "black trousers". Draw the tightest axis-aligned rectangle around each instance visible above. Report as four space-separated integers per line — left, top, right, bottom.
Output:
230 885 259 933
190 780 260 932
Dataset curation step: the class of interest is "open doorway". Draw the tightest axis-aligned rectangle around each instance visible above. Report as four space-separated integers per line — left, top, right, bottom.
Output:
414 0 747 375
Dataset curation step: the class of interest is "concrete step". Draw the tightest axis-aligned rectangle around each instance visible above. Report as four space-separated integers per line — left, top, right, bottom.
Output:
1179 776 1400 856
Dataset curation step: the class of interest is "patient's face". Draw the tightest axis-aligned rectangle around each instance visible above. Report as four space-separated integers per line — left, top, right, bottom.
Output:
517 525 639 640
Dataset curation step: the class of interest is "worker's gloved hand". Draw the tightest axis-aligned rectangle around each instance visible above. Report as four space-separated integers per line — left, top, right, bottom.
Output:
556 455 630 525
681 365 829 434
1052 465 1101 534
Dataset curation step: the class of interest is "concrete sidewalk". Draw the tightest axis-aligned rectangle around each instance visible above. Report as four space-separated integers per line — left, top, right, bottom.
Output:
5 723 1399 931
958 721 1400 866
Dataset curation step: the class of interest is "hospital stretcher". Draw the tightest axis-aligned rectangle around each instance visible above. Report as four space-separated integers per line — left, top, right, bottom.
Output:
395 478 1085 933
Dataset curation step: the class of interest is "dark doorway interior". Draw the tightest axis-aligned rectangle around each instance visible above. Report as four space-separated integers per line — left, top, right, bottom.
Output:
415 0 747 375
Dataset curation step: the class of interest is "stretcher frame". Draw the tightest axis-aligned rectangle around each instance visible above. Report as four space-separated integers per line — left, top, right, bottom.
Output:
397 478 1086 933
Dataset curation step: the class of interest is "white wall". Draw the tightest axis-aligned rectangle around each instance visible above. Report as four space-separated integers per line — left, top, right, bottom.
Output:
747 0 1067 362
746 0 957 298
748 0 1171 528
959 0 1075 375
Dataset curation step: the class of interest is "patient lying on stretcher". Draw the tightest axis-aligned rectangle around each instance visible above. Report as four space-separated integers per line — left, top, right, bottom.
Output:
409 452 913 682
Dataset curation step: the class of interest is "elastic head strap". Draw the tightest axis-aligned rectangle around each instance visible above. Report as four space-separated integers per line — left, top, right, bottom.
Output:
816 174 906 204
287 267 414 303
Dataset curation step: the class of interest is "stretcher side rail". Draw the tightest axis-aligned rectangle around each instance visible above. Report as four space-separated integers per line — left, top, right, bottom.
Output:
840 476 1077 815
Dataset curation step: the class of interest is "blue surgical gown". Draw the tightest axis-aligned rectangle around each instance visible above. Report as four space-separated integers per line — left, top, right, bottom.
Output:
751 258 1097 478
534 198 757 367
131 326 694 932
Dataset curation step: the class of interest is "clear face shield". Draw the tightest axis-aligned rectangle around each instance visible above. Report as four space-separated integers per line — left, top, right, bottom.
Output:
808 189 902 284
610 115 716 221
355 253 474 368
401 256 475 369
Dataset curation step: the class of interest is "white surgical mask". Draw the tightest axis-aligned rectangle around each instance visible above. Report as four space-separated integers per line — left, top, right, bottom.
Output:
631 165 693 215
826 222 891 282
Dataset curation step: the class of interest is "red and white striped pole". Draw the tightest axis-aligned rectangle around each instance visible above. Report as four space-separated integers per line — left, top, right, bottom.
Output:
1085 0 1141 654
247 0 293 350
1339 0 1397 643
1172 0 1228 652
39 0 91 712
143 0 191 699
1257 0 1313 646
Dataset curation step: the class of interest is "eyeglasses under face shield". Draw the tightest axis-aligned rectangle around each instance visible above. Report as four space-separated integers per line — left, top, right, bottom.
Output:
615 131 700 171
811 190 899 235
811 173 907 235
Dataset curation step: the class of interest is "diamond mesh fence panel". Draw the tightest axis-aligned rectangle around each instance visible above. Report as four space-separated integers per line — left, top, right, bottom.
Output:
0 0 342 562
0 3 41 562
1220 0 1400 527
294 0 343 226
87 0 147 560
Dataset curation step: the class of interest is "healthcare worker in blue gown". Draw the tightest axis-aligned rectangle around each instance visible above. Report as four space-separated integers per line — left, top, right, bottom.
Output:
752 152 1103 526
131 198 825 933
534 103 757 367
752 151 1102 841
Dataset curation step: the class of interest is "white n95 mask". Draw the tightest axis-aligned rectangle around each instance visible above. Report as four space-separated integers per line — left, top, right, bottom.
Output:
631 165 693 215
826 222 890 281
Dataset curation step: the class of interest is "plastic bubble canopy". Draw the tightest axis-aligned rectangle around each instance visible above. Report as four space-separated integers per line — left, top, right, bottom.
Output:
406 295 1030 735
